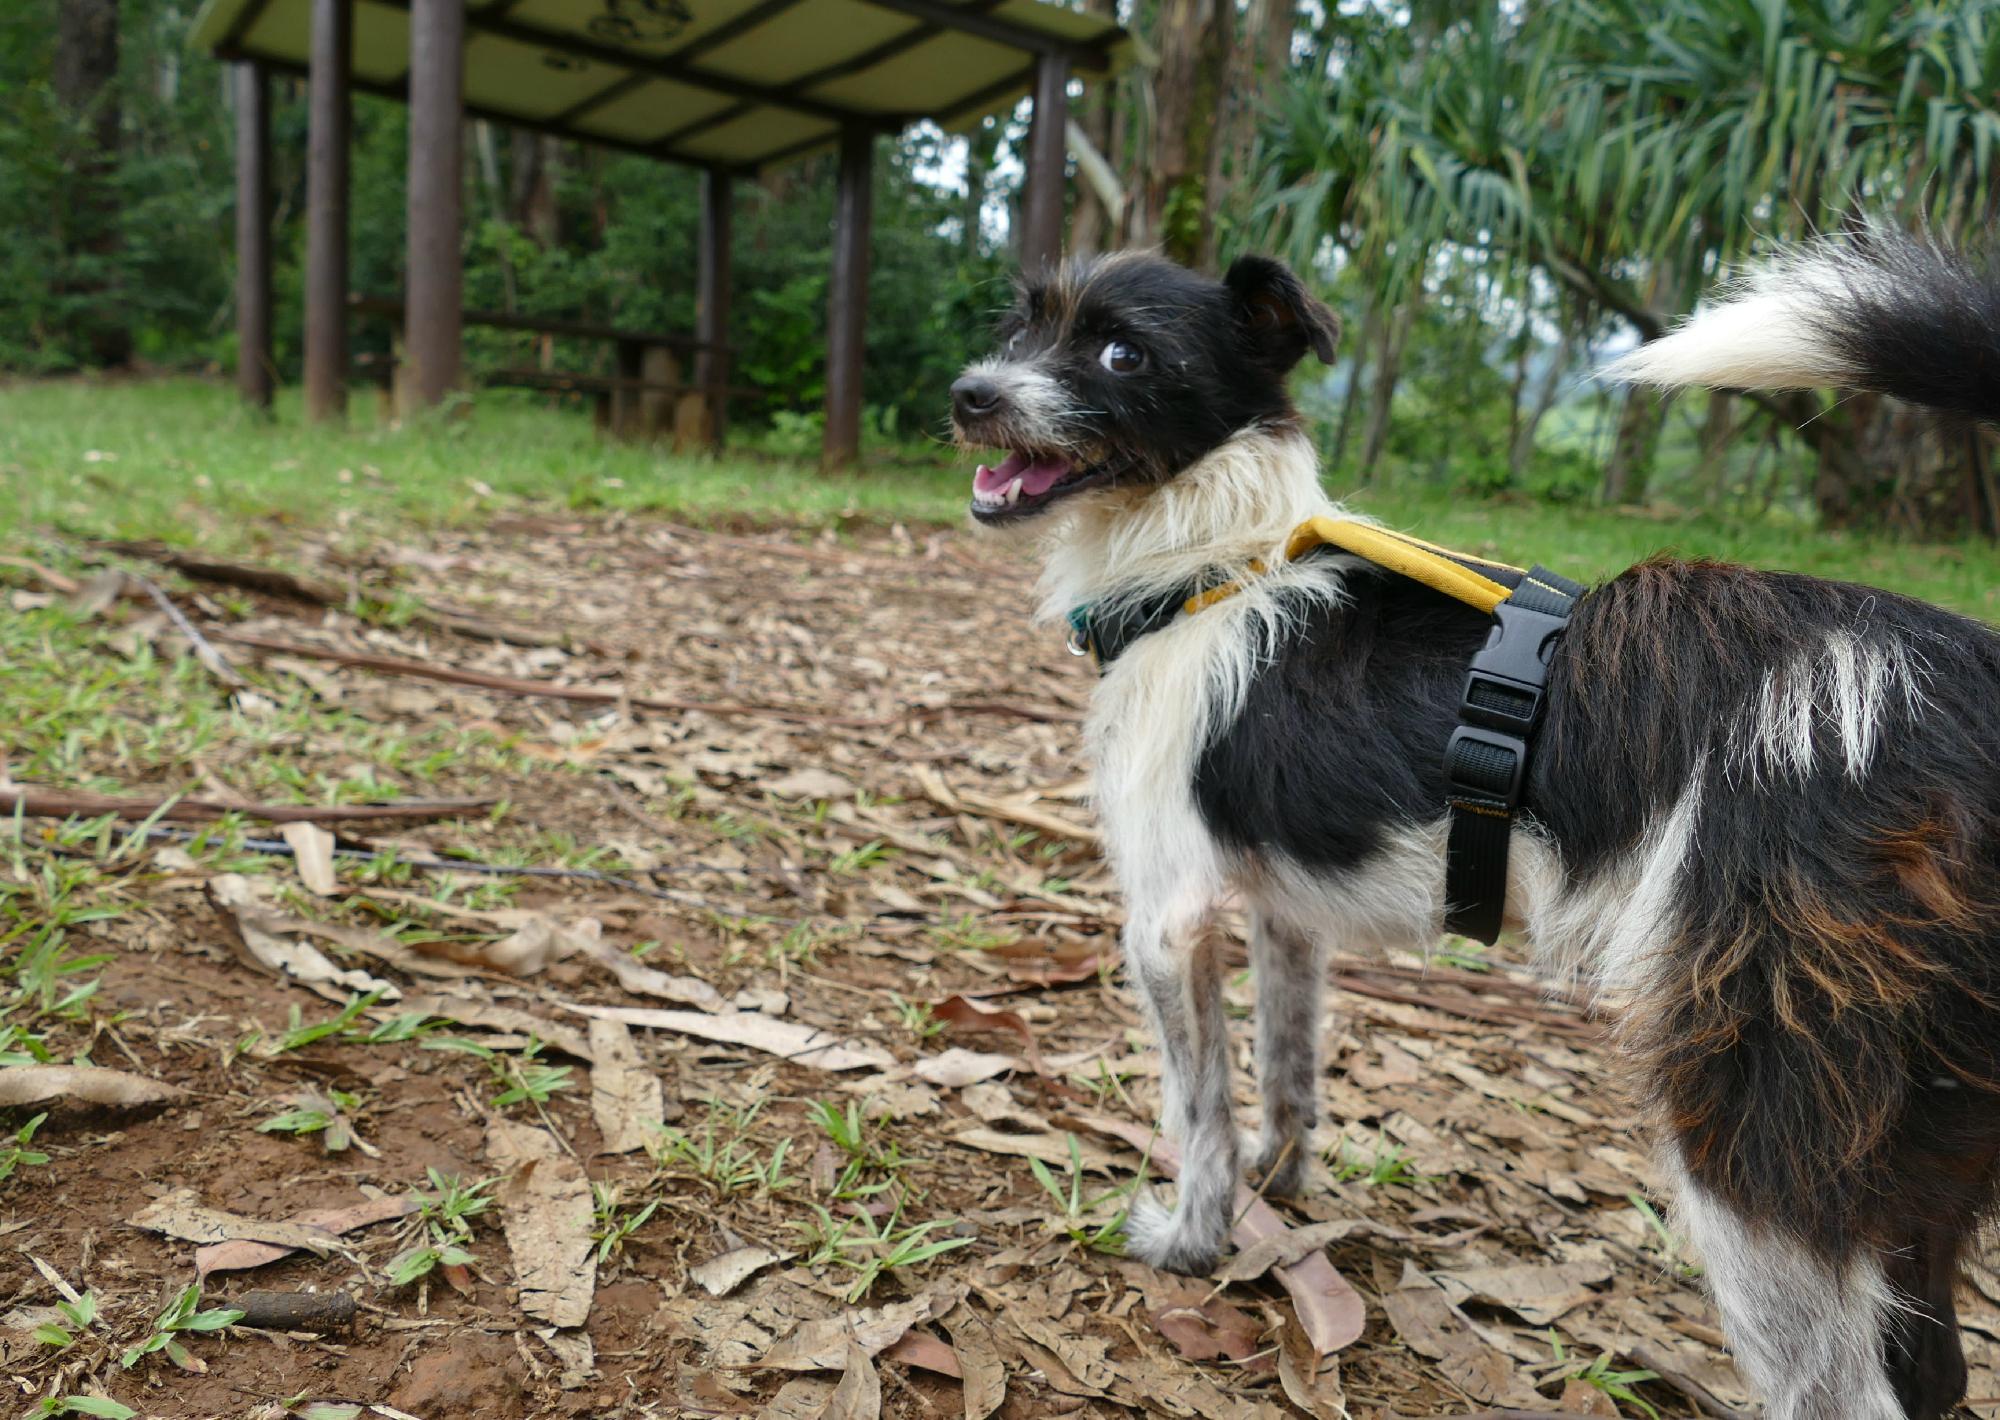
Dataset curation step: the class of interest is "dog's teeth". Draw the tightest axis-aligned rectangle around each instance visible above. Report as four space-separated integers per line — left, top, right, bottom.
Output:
1005 476 1023 506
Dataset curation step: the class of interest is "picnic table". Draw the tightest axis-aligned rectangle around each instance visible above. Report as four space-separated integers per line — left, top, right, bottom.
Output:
350 295 753 448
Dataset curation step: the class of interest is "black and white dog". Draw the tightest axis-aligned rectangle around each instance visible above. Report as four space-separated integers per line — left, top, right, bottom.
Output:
950 237 2000 1420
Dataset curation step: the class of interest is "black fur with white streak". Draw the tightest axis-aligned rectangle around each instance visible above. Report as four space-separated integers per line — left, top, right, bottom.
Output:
954 235 2000 1420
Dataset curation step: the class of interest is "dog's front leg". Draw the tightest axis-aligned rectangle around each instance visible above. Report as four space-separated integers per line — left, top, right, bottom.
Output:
1248 907 1325 1197
1124 902 1237 1275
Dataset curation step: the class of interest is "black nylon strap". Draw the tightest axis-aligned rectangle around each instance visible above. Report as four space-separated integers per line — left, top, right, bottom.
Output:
1443 564 1583 944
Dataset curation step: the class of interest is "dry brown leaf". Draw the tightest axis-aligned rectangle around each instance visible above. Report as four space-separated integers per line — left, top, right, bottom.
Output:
486 1118 597 1328
566 1002 891 1072
1214 1217 1389 1286
1071 1113 1366 1357
914 1047 1024 1088
1143 1277 1264 1363
928 995 1042 1072
586 1017 664 1154
760 1286 964 1371
194 1193 416 1277
0 1064 183 1110
1381 1261 1544 1408
587 938 725 1011
765 767 854 801
1436 1259 1615 1326
279 822 339 895
690 1244 790 1298
129 1190 341 1255
939 1306 1004 1420
1277 1319 1347 1420
401 993 596 1061
880 1328 962 1378
209 874 400 1004
819 1340 882 1420
762 1379 837 1420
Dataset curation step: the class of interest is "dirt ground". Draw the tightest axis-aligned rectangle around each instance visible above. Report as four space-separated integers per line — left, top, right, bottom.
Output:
8 512 2000 1420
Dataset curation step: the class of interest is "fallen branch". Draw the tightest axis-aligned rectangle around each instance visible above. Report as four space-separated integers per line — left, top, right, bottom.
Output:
218 629 1064 726
134 574 248 688
102 541 578 649
1328 971 1599 1039
1 786 493 826
225 1289 357 1334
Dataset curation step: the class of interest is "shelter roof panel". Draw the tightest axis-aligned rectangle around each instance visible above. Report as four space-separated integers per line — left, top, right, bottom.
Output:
806 31 1019 113
577 79 739 143
672 106 837 165
350 0 415 81
192 0 1127 172
694 0 921 86
463 35 630 119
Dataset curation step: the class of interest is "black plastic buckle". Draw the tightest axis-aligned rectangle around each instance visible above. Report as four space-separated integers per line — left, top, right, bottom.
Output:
1456 600 1569 735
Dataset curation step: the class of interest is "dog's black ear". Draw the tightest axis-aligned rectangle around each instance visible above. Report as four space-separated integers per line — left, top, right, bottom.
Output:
1225 256 1341 370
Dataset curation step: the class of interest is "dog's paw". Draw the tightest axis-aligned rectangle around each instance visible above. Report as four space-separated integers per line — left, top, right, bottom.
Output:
1124 1192 1222 1276
1247 1138 1308 1198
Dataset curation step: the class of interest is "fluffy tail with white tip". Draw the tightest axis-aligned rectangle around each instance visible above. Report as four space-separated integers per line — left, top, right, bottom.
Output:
1604 227 2000 424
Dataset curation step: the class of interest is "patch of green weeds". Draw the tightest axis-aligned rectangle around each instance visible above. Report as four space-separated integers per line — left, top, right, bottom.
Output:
424 1034 573 1113
794 1200 974 1303
652 1098 796 1196
387 1168 495 1286
32 1290 99 1349
0 1112 50 1182
590 1182 661 1265
1327 1133 1434 1189
1546 1332 1663 1419
1027 1134 1137 1255
119 1283 243 1370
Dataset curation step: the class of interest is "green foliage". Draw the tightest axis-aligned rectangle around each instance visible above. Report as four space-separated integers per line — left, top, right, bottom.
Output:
119 1283 244 1370
33 1290 101 1349
387 1168 494 1286
0 4 1008 433
0 1111 50 1183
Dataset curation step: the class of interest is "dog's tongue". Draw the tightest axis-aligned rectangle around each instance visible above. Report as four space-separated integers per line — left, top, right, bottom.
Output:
973 451 1070 496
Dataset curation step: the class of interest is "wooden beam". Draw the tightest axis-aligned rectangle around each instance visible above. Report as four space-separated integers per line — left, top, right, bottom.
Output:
1018 50 1068 273
822 127 873 470
696 167 733 447
672 0 809 64
848 0 1112 69
303 0 351 422
550 69 649 127
233 61 273 411
219 47 707 166
371 0 884 130
933 61 1033 126
404 0 465 411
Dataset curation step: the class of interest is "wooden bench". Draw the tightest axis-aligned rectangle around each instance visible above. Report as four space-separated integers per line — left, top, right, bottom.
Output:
349 295 755 448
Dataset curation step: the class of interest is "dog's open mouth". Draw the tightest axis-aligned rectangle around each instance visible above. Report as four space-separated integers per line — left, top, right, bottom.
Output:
969 450 1112 523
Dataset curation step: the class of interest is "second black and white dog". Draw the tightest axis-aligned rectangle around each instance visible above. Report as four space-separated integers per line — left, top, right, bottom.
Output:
950 236 2000 1420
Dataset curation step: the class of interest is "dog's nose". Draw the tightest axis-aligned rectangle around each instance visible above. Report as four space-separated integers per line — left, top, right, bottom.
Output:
952 375 1003 420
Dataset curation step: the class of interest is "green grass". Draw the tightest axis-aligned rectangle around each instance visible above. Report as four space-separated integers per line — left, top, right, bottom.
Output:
0 377 972 548
3 376 1996 622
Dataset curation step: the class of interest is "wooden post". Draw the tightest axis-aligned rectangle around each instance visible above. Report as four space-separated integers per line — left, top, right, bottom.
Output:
1019 50 1069 274
696 167 733 449
823 127 872 470
234 61 273 412
404 0 465 412
304 0 351 422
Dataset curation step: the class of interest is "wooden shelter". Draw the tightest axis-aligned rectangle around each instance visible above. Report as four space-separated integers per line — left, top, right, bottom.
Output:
192 0 1126 464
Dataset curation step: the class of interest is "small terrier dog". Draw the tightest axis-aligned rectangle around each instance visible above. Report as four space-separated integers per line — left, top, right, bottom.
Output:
950 237 2000 1420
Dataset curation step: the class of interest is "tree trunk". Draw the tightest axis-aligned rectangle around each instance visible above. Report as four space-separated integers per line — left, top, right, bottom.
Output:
1602 386 1671 505
1357 299 1416 483
1068 0 1119 256
508 131 561 247
1332 302 1380 472
1694 390 1737 508
1508 326 1575 480
1200 0 1289 267
964 116 1002 256
55 0 129 367
1143 0 1229 269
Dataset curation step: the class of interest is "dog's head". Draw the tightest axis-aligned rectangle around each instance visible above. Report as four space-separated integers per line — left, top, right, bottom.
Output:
950 253 1339 524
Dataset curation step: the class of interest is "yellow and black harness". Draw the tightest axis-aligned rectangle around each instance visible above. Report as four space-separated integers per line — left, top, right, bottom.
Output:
1066 518 1585 945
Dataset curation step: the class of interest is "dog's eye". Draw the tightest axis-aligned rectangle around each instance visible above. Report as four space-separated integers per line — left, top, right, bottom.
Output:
1099 340 1144 373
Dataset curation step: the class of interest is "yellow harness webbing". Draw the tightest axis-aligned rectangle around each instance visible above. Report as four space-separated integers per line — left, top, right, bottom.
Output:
1178 517 1524 619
